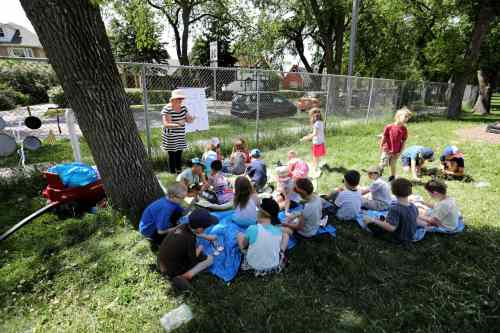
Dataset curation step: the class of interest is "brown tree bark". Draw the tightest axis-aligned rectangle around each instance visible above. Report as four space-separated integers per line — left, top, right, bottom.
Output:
20 0 164 224
447 3 495 118
473 70 491 114
333 13 345 75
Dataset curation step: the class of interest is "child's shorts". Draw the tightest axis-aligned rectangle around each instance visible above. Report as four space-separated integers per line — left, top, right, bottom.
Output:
312 143 326 157
379 151 398 167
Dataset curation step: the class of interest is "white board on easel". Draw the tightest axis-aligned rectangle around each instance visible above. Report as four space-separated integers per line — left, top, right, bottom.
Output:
178 87 209 133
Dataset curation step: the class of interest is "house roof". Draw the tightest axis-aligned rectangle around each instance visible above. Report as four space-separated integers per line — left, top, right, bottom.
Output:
0 22 42 48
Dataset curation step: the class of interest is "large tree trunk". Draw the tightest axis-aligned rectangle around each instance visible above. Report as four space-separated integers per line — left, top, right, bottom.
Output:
473 70 491 114
21 0 164 224
323 38 335 74
180 7 191 66
446 4 494 118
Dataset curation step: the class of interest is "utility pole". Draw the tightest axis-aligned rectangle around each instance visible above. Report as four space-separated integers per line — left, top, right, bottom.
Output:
347 0 360 77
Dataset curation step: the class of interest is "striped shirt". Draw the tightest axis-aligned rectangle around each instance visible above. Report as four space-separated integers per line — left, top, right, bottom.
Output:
161 105 188 151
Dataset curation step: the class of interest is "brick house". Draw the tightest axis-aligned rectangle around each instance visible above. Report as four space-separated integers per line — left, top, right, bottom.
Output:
0 22 46 58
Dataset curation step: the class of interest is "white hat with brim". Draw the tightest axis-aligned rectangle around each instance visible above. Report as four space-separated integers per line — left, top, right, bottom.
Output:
170 89 186 101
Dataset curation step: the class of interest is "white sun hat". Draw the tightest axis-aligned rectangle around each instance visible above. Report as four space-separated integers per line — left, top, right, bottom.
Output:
170 89 186 101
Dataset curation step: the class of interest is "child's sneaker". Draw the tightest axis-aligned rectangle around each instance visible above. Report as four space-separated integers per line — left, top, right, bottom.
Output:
240 253 251 271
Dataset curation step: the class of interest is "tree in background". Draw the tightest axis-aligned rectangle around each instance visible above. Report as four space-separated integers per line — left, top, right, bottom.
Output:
109 0 169 63
20 0 164 223
146 0 228 66
447 0 499 118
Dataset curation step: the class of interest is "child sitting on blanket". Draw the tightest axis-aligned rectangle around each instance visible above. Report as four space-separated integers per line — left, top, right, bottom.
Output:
360 166 392 211
363 178 418 244
211 137 223 161
274 166 300 213
177 158 207 196
325 170 362 221
158 208 217 290
416 180 460 230
228 138 250 175
208 160 234 204
246 149 268 192
238 198 289 274
202 143 218 176
282 178 322 238
233 176 259 226
287 150 309 179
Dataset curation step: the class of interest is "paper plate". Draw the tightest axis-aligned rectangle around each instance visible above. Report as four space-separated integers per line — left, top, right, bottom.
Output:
0 133 17 157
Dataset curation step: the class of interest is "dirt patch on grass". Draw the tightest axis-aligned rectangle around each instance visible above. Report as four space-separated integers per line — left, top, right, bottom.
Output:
455 125 500 144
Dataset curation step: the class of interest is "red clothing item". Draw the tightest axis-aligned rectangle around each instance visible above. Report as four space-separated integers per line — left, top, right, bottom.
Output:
382 124 408 154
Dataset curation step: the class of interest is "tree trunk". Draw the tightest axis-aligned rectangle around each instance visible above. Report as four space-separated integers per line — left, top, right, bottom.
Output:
323 38 335 74
333 14 345 75
180 7 190 66
447 4 494 118
473 70 491 114
20 0 164 224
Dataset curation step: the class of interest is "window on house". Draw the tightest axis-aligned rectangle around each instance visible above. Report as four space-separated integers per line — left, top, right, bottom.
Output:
8 47 34 58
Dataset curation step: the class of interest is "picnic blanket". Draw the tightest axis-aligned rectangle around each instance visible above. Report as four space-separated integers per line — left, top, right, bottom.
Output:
356 209 465 242
180 207 335 282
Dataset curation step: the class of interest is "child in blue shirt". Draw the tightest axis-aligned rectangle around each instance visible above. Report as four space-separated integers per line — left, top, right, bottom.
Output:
237 198 289 275
246 149 268 192
139 182 187 245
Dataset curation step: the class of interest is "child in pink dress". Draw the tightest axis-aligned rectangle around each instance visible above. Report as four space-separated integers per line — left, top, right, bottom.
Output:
300 108 325 172
208 160 234 204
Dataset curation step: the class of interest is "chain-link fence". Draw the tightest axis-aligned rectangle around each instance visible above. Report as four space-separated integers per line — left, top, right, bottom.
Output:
137 63 452 161
0 56 454 166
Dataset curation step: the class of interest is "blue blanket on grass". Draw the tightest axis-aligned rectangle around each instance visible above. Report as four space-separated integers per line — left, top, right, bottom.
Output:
356 210 465 242
181 208 336 282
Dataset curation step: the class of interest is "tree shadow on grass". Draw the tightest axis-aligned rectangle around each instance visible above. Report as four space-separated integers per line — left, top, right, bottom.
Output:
173 220 500 333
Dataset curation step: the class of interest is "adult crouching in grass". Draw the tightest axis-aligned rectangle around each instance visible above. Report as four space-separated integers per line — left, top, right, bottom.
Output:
161 89 195 174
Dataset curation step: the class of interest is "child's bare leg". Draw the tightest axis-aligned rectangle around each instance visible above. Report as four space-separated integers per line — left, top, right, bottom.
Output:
312 155 318 171
389 155 398 177
281 226 294 235
237 232 247 251
416 217 430 228
280 232 289 252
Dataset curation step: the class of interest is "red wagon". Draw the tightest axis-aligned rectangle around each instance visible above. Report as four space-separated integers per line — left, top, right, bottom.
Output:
0 172 106 241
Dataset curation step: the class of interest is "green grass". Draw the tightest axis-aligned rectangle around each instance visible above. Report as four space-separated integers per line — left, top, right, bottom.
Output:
1 107 500 332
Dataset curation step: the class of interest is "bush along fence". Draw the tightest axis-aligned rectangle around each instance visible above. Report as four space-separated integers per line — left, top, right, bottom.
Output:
0 57 456 166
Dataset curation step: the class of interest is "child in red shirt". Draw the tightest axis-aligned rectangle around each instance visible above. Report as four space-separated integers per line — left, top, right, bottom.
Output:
379 107 412 181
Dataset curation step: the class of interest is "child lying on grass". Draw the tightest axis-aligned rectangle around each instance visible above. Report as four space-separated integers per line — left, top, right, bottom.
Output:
415 180 461 231
363 178 417 244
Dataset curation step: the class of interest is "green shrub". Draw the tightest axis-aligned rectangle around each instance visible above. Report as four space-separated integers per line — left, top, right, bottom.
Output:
48 85 67 107
0 60 59 105
125 88 170 105
0 83 19 110
278 90 306 99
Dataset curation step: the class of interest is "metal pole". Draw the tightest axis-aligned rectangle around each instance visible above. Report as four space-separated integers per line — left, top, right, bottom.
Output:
213 67 217 114
347 0 360 77
255 69 260 146
141 65 152 158
365 78 374 123
324 75 330 128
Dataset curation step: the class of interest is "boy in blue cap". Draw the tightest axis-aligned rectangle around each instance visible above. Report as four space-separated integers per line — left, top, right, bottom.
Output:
246 149 268 192
176 157 207 195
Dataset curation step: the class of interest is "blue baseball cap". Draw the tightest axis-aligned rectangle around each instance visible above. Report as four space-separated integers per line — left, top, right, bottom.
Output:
442 145 459 157
191 157 203 166
421 147 434 161
251 149 261 158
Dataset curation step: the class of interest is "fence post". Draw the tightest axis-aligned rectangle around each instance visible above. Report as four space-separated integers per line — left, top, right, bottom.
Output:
141 64 152 158
255 69 260 147
213 67 217 114
324 75 330 129
365 78 374 123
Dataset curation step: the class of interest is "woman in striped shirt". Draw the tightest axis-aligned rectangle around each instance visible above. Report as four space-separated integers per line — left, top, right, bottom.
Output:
161 89 195 173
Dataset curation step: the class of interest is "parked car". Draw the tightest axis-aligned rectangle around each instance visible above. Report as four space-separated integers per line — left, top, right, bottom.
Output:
231 93 297 118
297 94 321 112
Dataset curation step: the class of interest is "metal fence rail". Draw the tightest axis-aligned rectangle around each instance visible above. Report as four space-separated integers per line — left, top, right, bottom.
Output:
0 56 455 161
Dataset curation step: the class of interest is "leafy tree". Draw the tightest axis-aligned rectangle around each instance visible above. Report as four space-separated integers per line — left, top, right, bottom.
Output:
447 0 499 118
146 0 227 66
20 0 164 223
108 0 169 63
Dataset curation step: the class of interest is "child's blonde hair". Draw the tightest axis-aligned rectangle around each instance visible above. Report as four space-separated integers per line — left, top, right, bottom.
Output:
205 143 214 151
308 108 323 124
394 107 412 123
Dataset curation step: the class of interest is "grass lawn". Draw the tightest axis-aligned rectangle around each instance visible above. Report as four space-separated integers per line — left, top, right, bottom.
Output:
1 105 500 331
